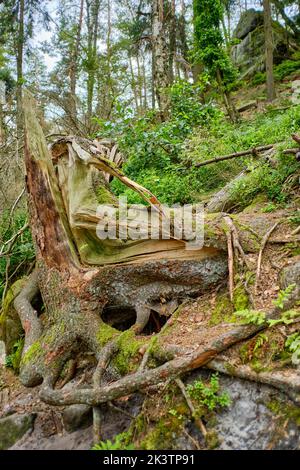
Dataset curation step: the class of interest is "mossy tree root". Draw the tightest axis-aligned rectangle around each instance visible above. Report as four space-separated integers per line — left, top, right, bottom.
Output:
38 287 300 408
13 270 42 355
206 358 300 404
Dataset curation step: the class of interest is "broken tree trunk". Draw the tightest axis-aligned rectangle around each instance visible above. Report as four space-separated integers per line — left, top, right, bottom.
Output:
13 92 300 419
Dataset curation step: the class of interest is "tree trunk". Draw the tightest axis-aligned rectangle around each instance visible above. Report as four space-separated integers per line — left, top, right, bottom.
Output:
15 93 300 421
152 0 171 119
264 0 276 102
69 0 84 119
16 0 25 138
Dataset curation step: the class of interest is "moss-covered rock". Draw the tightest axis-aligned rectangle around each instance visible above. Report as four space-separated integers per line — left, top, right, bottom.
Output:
0 278 27 354
0 413 36 450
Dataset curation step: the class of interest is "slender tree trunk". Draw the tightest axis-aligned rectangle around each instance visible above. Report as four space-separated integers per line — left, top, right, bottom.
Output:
216 69 239 124
152 0 171 120
16 0 25 138
263 0 276 102
168 0 176 84
141 54 148 110
86 0 100 128
69 0 84 119
129 56 139 111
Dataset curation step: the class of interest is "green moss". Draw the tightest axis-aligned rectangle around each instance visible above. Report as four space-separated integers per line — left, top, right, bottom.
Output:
209 292 236 326
233 280 250 311
96 186 116 205
205 429 220 449
96 322 118 347
113 330 146 375
21 340 44 366
139 415 183 450
267 399 300 427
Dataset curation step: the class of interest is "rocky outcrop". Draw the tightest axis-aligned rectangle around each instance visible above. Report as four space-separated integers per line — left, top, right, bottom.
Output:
0 413 36 449
232 9 296 79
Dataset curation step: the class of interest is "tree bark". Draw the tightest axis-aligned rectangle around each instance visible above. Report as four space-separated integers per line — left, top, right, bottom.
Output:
16 0 25 138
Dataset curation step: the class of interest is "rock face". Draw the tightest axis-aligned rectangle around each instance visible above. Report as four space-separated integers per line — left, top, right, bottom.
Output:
232 9 294 79
280 259 300 289
62 405 93 433
233 9 264 40
0 413 36 450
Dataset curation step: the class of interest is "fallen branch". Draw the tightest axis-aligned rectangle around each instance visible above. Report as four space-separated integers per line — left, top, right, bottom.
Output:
194 145 274 168
223 217 235 302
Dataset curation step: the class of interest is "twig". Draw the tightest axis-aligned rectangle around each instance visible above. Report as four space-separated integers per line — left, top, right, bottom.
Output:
175 378 207 438
255 222 280 294
181 427 201 450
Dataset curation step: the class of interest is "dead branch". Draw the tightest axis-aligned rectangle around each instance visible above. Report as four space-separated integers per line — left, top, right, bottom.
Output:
255 222 280 294
194 145 274 168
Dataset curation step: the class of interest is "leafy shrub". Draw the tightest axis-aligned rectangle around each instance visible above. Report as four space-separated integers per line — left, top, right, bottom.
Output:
274 60 300 81
186 374 231 411
0 210 35 301
285 333 300 365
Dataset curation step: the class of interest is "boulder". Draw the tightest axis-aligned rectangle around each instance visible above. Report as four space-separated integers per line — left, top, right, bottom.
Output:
62 404 93 433
280 259 300 290
233 9 264 40
0 413 36 449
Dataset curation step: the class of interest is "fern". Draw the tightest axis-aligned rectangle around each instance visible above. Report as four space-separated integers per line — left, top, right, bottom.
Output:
236 309 266 326
253 333 268 353
272 284 296 310
92 432 135 451
285 333 300 365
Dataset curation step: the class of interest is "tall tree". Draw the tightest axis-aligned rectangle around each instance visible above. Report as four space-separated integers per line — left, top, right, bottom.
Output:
16 0 25 137
264 0 276 101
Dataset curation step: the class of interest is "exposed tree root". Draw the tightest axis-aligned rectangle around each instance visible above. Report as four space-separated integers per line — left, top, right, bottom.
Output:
13 270 42 353
38 285 299 407
206 358 300 404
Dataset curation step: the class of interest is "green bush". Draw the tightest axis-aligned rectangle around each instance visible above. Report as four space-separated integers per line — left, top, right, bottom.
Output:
0 210 35 301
